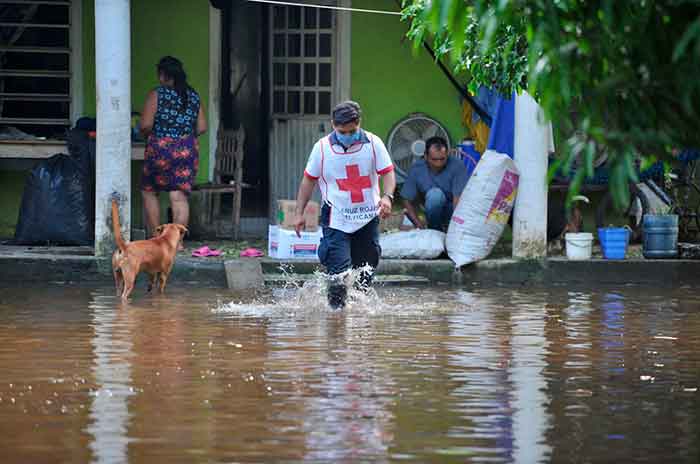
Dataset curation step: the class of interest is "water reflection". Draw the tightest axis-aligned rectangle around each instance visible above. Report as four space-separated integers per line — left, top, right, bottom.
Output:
0 285 697 463
545 291 595 462
509 291 551 463
444 291 515 462
299 314 395 461
87 294 134 464
600 292 626 377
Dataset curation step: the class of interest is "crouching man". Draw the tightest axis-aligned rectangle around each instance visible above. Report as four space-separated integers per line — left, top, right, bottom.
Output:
401 136 469 231
294 101 396 309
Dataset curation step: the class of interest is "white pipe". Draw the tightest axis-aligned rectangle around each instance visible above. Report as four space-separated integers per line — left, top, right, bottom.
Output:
512 91 550 258
94 0 131 257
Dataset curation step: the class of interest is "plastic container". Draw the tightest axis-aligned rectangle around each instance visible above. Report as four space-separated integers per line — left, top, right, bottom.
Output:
598 227 629 260
643 214 678 259
565 232 593 260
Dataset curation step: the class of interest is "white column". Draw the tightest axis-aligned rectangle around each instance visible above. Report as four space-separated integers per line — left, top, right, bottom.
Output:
94 0 131 257
208 4 221 182
512 91 550 258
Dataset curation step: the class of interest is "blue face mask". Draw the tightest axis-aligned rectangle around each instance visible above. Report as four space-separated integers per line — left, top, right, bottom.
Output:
335 130 361 147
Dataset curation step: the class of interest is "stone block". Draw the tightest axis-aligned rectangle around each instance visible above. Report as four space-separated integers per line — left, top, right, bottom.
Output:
224 259 264 291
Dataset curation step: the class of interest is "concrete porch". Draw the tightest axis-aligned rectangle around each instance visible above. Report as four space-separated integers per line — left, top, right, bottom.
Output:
1 242 698 289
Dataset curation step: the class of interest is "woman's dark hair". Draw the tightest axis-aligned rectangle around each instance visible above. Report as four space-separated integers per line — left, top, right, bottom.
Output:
425 136 448 155
157 56 189 109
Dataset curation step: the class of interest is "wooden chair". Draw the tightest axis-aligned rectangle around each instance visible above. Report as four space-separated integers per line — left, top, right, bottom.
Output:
193 126 249 240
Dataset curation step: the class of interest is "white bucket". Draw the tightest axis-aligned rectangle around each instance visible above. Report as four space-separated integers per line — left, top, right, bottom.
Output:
565 232 593 260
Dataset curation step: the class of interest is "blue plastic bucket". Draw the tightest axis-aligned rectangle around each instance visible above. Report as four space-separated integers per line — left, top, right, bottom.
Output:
598 227 629 259
643 214 678 259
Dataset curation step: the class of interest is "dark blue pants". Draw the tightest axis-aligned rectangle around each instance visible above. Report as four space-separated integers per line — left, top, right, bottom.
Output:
318 205 381 308
424 187 453 231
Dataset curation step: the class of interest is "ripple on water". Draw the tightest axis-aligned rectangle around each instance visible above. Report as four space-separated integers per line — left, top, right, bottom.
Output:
0 284 698 463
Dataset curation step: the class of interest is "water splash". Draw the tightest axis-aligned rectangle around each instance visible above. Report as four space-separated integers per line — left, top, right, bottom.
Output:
214 264 387 316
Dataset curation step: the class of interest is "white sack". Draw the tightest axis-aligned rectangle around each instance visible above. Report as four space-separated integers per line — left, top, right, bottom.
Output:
446 150 520 267
380 229 445 259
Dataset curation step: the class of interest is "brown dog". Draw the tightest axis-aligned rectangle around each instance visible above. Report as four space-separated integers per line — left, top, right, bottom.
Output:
111 199 187 300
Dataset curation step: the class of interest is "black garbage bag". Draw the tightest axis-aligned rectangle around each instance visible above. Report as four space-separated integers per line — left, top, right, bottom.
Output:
14 153 94 245
66 129 96 220
66 128 96 178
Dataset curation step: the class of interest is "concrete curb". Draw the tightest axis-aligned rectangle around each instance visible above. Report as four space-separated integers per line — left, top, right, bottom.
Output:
0 253 698 287
460 258 700 287
0 253 227 286
260 258 700 287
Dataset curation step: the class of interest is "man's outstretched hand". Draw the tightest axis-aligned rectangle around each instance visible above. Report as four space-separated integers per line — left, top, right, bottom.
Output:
378 196 392 219
294 214 306 238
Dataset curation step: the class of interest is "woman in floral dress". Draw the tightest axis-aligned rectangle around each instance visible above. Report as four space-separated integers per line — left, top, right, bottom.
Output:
139 56 207 244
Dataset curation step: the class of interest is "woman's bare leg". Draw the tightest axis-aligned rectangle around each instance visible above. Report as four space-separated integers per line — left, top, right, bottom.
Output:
169 191 189 250
169 191 189 225
142 190 160 238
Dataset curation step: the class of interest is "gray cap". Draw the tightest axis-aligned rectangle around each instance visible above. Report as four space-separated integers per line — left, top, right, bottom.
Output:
332 101 361 124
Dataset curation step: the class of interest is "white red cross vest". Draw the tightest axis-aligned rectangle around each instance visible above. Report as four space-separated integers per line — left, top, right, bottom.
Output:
304 131 394 233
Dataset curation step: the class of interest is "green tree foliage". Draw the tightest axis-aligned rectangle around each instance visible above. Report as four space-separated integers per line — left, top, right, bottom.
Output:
402 0 700 206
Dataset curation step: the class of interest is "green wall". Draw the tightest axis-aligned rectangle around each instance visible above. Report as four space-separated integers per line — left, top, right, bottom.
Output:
0 1 210 238
86 0 210 226
82 0 211 183
350 0 466 144
0 170 28 238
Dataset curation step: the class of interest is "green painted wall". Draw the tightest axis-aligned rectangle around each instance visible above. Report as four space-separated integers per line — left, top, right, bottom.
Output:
82 0 211 183
350 0 466 144
82 0 210 226
0 0 211 238
0 170 28 238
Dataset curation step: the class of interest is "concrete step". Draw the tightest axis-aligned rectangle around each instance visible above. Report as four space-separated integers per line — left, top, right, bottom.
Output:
263 273 430 287
0 244 93 256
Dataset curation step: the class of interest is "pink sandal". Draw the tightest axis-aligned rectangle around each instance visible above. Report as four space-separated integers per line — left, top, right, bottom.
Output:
191 246 223 258
239 248 264 258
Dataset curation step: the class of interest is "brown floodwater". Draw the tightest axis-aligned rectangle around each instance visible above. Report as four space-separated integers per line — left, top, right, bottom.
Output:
0 281 698 463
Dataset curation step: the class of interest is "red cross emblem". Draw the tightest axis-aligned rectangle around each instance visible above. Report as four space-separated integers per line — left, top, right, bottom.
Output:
336 164 372 203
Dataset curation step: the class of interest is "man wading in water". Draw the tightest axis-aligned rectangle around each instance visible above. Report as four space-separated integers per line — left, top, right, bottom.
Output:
294 101 396 309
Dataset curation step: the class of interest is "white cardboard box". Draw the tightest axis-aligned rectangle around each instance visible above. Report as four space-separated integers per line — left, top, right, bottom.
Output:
268 225 323 260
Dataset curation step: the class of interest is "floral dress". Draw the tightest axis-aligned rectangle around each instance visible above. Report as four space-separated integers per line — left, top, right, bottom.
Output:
141 86 201 194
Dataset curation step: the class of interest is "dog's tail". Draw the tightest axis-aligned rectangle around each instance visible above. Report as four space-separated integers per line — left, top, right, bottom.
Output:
111 199 127 254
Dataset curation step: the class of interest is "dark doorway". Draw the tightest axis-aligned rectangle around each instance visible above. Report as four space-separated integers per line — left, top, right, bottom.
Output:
220 0 270 218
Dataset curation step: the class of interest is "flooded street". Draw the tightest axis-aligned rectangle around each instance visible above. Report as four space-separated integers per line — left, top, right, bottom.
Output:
0 283 698 463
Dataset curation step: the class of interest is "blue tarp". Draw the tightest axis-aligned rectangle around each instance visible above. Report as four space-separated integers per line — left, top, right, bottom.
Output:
485 92 516 159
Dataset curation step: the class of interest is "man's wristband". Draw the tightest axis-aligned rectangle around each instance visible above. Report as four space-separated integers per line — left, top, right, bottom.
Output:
383 193 394 202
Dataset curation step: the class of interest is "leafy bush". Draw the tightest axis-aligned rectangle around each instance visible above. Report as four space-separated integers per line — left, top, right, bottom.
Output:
402 0 700 207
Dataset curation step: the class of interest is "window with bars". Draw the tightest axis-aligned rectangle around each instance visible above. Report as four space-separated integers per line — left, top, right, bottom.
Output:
0 0 73 138
270 4 334 117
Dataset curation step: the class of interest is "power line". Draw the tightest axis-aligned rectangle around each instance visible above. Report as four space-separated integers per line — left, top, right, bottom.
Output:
244 0 402 16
